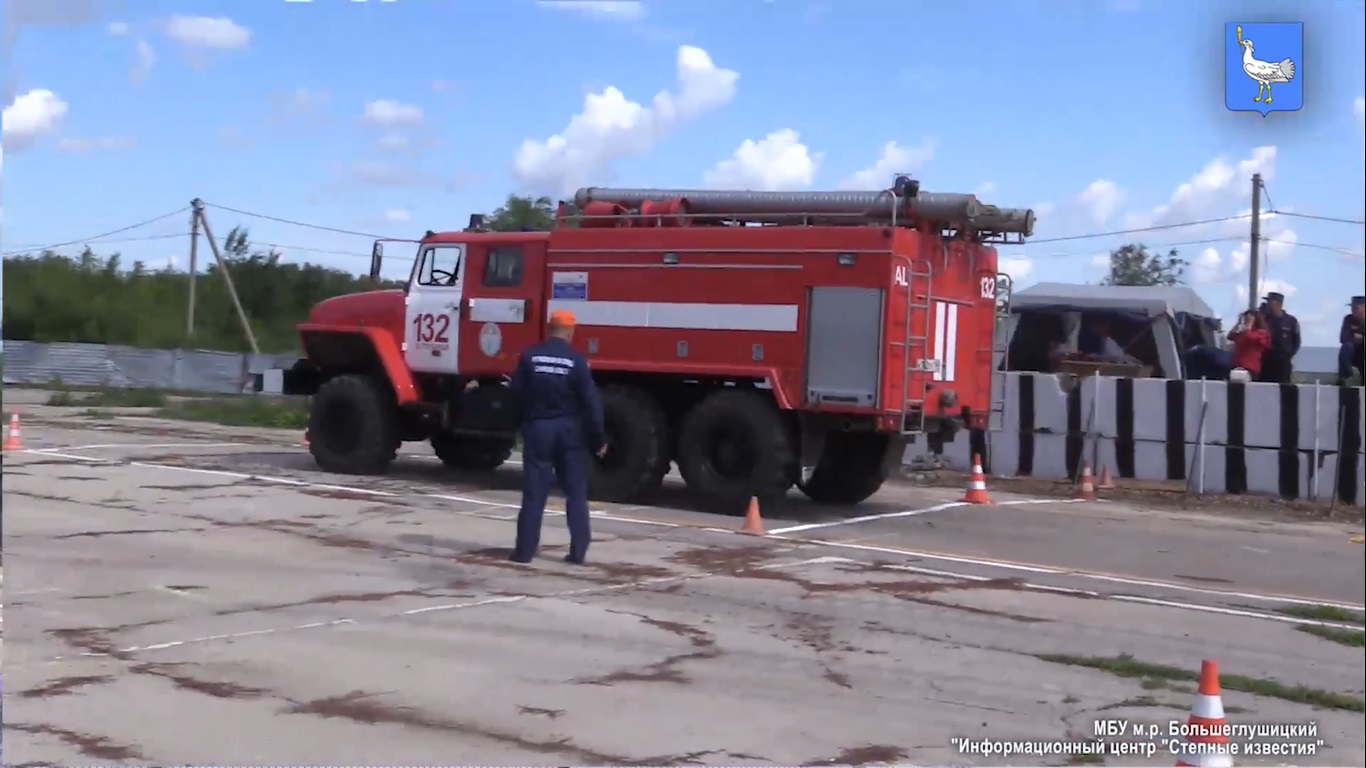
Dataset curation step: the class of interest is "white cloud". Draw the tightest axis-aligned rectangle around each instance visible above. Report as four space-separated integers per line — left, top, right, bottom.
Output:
377 132 410 151
512 45 738 196
1126 146 1276 230
974 182 997 197
703 129 821 191
164 15 251 50
1235 277 1297 306
384 209 411 223
131 38 156 84
2 89 68 152
536 0 646 21
57 136 135 153
1356 96 1364 158
107 21 130 36
837 139 936 190
363 99 424 128
1077 179 1121 226
1192 247 1223 283
998 256 1033 283
269 88 330 127
1264 228 1297 261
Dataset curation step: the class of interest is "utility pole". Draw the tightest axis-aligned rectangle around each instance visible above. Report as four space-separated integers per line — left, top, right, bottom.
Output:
186 202 201 337
1247 173 1262 311
192 198 261 355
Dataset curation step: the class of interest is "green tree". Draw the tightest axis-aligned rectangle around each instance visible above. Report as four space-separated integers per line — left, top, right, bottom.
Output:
485 194 555 232
2 228 402 353
1099 243 1188 286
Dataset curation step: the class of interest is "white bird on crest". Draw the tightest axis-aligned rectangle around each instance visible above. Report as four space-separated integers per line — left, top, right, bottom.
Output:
1236 25 1296 105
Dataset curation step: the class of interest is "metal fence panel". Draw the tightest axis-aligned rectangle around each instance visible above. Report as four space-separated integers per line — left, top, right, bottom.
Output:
1 340 297 394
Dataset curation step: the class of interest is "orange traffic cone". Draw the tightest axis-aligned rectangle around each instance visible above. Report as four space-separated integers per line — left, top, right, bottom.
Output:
1097 463 1115 490
1174 660 1233 767
962 454 992 504
741 496 766 536
1074 461 1097 501
3 411 23 452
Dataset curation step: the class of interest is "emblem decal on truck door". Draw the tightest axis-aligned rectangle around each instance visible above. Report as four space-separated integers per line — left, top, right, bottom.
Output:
479 322 502 357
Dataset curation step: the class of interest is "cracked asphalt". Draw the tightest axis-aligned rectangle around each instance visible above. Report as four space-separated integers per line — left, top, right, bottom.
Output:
3 414 1364 766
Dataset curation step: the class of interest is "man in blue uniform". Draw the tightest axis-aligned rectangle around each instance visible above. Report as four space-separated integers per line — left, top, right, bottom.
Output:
1257 292 1301 384
1339 296 1365 385
508 309 606 565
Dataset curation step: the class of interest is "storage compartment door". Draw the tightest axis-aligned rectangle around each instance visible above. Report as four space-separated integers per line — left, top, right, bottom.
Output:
805 287 884 407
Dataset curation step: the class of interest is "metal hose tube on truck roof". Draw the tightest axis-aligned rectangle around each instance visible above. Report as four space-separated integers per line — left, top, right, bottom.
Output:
571 187 1035 234
573 186 981 222
970 205 1036 237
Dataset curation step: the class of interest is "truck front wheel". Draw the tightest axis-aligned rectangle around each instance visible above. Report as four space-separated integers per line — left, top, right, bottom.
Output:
308 374 401 475
797 432 891 505
676 389 794 506
431 433 516 471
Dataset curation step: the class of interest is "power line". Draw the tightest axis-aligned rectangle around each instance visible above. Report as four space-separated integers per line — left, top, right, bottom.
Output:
0 208 188 256
1268 210 1366 226
1016 236 1244 261
1027 215 1251 245
201 201 397 240
1263 237 1365 258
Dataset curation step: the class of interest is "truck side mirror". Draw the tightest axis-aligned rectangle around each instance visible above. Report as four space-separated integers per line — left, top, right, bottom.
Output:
370 242 384 280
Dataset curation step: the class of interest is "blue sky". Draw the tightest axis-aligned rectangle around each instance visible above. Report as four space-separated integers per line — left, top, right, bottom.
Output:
3 0 1363 344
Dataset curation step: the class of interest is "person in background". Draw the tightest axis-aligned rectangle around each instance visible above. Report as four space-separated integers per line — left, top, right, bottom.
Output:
507 310 607 565
1077 317 1138 364
1339 295 1365 385
1227 309 1270 381
1257 292 1300 384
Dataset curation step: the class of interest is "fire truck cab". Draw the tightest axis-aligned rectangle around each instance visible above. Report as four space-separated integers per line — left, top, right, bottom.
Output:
285 178 1033 508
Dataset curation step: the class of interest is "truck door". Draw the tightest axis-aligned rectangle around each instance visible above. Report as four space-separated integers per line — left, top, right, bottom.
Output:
404 241 466 375
457 240 546 376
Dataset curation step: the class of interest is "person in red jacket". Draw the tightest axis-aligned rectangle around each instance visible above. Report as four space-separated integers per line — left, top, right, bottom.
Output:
1228 309 1271 379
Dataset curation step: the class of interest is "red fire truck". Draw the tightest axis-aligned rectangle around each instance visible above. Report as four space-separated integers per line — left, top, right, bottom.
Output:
282 178 1033 507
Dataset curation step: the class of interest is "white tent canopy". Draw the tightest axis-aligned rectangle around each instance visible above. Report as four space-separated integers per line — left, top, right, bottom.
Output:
1010 282 1217 319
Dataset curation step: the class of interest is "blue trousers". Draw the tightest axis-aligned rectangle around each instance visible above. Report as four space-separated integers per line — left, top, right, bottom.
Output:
514 417 591 562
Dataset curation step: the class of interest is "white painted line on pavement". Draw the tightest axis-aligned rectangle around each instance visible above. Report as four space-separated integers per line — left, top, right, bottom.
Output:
873 563 1366 630
60 555 838 659
427 492 521 510
21 447 1364 614
766 497 1084 535
781 536 1366 611
39 442 246 452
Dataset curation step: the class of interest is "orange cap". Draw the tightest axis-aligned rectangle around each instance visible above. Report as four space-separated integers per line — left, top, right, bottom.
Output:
549 309 576 327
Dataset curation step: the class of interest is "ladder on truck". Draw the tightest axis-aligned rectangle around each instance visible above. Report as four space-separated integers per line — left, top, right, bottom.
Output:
986 273 1013 432
895 256 936 435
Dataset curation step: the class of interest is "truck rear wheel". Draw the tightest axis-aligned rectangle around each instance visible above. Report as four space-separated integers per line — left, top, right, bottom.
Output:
308 374 401 475
431 433 516 471
677 390 793 505
590 385 670 502
797 432 891 505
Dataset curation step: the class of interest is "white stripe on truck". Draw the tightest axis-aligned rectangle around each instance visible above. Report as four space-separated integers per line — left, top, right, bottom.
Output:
547 300 799 333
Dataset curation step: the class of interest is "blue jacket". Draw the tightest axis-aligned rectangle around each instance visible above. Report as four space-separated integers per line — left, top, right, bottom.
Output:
509 337 606 450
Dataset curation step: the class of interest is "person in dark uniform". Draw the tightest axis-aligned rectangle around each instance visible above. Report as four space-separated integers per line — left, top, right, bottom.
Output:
1339 296 1365 385
1257 292 1301 384
507 310 606 565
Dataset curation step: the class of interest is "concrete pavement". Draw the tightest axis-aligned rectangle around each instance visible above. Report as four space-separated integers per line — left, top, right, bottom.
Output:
3 419 1365 766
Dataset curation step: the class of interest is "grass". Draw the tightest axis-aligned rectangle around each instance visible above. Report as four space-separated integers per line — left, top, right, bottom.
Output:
157 397 308 430
1275 606 1366 648
1277 605 1366 625
1035 653 1365 712
47 387 168 408
1296 624 1366 648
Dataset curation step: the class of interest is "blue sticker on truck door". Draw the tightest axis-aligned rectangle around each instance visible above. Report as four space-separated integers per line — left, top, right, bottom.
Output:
551 271 588 300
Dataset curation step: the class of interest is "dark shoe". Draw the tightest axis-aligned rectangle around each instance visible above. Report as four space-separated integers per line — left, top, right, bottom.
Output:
563 553 586 565
508 552 533 564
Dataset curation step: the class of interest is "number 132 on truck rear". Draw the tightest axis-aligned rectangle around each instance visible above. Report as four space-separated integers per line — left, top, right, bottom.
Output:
282 177 1034 507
